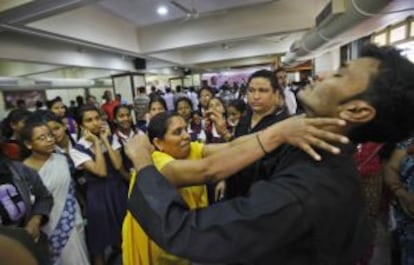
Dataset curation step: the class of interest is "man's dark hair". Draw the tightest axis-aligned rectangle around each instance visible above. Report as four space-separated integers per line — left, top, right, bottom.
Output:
35 101 43 109
103 90 113 101
16 99 25 107
75 95 84 106
348 44 414 143
148 112 181 145
138 86 146 93
247 69 280 92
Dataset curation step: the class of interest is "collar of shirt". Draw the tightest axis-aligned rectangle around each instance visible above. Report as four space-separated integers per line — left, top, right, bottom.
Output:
55 140 73 154
77 137 94 149
187 123 194 133
116 129 134 141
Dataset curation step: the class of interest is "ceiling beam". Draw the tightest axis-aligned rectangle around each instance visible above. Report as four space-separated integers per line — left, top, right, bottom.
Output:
0 31 135 71
27 5 143 54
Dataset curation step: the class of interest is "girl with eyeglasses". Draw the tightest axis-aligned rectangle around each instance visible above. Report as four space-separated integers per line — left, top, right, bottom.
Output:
21 117 90 265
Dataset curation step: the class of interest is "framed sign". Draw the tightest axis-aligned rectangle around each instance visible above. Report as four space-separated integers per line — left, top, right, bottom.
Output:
2 90 46 109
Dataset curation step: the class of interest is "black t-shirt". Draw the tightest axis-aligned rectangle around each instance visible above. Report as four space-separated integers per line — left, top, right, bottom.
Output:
227 109 289 197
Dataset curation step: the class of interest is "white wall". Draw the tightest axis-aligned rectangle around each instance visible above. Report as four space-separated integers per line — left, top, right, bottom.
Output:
132 75 146 93
46 88 86 106
145 74 177 91
89 87 109 105
313 48 340 76
0 92 6 120
113 76 133 104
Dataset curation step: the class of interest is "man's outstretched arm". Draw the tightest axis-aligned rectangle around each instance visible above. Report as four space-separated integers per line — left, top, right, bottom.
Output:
128 165 311 263
125 116 349 187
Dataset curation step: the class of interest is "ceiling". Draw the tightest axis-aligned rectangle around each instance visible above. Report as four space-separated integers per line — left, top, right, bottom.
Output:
0 0 413 87
100 0 276 27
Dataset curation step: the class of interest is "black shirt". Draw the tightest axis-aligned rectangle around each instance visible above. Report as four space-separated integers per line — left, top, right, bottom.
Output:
128 144 372 265
227 109 289 197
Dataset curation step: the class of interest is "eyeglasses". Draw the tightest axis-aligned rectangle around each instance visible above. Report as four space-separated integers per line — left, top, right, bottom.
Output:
33 133 55 142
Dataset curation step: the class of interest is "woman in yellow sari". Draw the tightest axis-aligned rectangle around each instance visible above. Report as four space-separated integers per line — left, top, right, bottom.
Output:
123 112 213 265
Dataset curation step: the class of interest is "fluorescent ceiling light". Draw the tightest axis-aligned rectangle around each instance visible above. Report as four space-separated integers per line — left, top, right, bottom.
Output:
157 5 168 16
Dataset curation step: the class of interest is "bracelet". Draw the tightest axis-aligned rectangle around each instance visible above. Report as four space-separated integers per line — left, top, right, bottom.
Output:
256 132 269 155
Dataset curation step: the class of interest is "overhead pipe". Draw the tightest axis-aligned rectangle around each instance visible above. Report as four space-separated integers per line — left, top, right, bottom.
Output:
283 0 391 63
0 77 112 89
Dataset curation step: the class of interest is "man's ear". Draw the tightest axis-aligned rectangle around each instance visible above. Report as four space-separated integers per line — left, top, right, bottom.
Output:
152 137 163 151
338 100 376 124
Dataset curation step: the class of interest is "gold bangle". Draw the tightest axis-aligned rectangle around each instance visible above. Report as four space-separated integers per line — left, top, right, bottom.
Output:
256 132 268 155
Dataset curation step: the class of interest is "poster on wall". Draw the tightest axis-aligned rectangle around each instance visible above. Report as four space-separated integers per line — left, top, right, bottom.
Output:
3 90 46 109
201 66 271 89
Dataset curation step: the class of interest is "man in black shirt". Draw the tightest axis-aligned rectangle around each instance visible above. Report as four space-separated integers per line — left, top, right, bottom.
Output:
125 45 414 265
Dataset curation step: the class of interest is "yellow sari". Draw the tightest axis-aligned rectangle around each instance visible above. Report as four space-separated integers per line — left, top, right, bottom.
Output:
122 142 208 265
